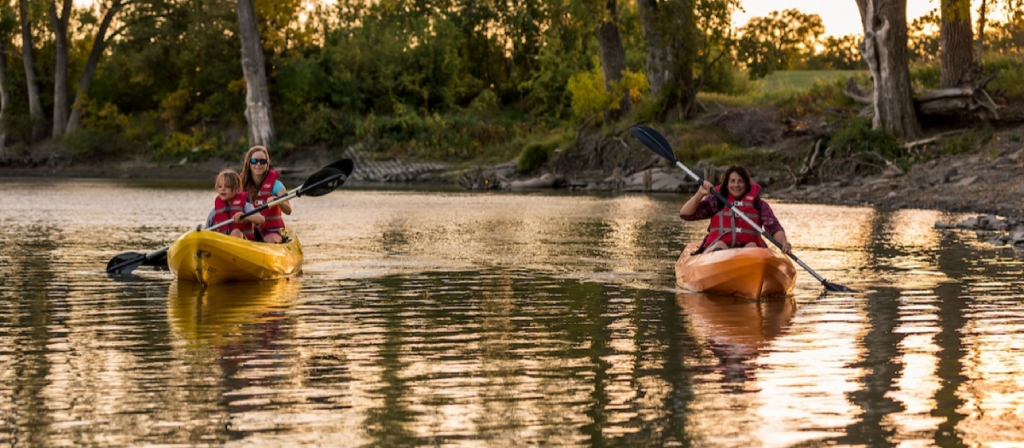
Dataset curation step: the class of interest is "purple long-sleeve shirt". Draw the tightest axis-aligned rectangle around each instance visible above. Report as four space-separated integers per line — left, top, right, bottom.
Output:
679 195 785 236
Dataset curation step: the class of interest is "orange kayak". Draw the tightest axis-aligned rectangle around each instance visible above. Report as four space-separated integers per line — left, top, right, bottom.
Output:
675 243 797 299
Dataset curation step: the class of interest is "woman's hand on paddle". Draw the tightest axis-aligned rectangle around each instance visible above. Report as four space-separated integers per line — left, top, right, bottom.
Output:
773 230 791 254
696 180 713 197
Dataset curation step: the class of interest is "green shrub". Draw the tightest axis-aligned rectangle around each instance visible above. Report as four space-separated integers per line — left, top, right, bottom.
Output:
468 89 501 116
567 63 648 121
298 105 358 147
909 61 941 90
669 124 738 164
941 133 976 156
775 76 860 118
151 127 230 162
701 64 756 96
517 143 550 172
983 53 1024 98
64 129 125 161
829 117 901 161
516 132 567 172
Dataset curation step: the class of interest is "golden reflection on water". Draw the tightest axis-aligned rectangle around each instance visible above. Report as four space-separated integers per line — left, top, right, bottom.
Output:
2 179 1024 446
167 278 299 346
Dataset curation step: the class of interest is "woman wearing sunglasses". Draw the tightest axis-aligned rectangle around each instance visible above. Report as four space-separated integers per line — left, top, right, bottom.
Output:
240 145 293 243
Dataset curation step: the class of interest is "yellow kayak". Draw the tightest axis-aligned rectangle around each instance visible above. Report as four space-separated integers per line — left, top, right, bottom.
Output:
675 243 797 300
167 229 303 284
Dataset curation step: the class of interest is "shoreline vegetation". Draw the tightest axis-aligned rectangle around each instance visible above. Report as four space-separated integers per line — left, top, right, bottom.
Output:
4 69 1023 213
2 0 1023 244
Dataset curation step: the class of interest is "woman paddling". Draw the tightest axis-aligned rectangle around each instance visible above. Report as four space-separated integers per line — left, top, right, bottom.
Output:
240 146 292 243
679 165 791 254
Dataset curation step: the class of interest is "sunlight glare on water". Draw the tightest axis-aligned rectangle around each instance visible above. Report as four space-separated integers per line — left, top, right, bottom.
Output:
1 178 1023 447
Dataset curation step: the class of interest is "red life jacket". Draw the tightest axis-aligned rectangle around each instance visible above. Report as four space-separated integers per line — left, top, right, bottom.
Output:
212 192 255 240
252 169 286 234
704 183 765 248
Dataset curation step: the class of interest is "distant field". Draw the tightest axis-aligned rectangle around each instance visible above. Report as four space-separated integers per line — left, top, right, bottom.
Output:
757 70 865 95
696 70 867 109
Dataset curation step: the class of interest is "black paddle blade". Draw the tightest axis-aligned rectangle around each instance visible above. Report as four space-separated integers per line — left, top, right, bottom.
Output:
106 252 146 274
142 251 169 270
299 159 354 197
630 125 678 163
823 281 856 293
328 158 355 177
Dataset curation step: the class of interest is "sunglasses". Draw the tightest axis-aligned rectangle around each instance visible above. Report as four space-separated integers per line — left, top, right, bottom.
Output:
249 158 268 165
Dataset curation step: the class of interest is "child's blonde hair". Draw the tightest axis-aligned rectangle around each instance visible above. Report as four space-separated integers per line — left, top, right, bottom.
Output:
216 169 242 192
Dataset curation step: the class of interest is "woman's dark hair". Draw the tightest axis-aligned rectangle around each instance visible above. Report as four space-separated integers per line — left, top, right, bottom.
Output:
719 165 751 197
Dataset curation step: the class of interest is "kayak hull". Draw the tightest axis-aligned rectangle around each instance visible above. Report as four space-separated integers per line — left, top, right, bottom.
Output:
675 243 797 299
168 230 303 284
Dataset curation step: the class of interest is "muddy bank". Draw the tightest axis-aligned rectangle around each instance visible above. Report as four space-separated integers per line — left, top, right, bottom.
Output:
0 146 452 186
3 121 1023 232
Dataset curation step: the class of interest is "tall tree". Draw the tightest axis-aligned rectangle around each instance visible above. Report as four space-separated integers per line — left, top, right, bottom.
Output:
856 0 920 138
49 0 73 139
737 9 825 78
18 0 45 141
0 35 9 160
976 0 987 66
637 0 696 120
595 0 629 121
66 0 126 134
237 0 274 147
940 0 974 87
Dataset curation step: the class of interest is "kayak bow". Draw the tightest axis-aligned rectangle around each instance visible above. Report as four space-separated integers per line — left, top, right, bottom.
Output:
168 229 303 284
675 243 797 300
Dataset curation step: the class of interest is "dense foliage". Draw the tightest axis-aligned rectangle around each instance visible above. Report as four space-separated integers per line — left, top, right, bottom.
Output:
0 0 1022 165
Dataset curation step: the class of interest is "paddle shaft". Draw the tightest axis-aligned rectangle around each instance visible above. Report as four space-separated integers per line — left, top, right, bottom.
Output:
108 172 343 272
673 160 832 286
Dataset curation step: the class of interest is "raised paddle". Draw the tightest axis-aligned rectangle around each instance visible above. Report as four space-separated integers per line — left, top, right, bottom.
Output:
106 159 355 275
629 125 854 293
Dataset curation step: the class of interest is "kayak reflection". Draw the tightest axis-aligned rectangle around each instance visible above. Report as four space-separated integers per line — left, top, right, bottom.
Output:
677 292 795 382
167 278 300 347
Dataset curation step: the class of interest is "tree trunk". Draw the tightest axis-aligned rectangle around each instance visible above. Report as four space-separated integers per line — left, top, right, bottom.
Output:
976 0 986 67
596 0 629 123
637 0 670 100
49 0 73 139
0 37 9 161
940 0 974 88
856 0 921 138
637 0 696 121
67 0 123 134
236 0 275 147
668 0 697 121
19 0 46 141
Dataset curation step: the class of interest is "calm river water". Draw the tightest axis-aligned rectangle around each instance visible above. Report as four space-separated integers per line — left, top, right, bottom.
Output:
1 178 1023 447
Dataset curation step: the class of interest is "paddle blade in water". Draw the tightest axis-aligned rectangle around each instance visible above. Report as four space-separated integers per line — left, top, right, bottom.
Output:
106 252 145 274
823 281 855 293
142 251 169 270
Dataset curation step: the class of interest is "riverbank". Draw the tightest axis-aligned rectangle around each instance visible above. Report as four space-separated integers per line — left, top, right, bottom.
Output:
3 122 1023 227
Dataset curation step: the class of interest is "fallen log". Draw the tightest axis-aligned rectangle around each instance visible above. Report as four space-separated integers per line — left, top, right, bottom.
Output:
843 70 1003 120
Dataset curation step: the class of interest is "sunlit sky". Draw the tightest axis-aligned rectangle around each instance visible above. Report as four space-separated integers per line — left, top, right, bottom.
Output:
734 0 950 37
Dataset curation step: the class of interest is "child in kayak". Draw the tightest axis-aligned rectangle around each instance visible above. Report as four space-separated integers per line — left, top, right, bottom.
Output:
206 169 265 240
